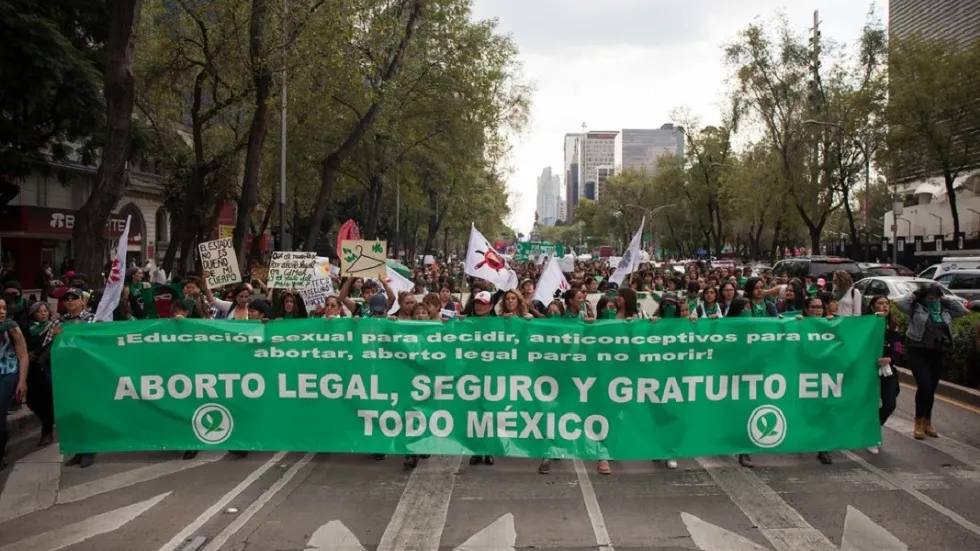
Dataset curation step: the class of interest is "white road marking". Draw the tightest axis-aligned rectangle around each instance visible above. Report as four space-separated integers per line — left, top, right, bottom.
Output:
452 513 516 551
376 455 461 551
0 444 63 522
572 459 615 551
885 417 980 469
304 520 367 551
681 512 768 551
696 456 836 551
0 492 170 551
57 452 227 504
840 505 907 551
155 451 287 551
200 453 314 551
843 450 980 538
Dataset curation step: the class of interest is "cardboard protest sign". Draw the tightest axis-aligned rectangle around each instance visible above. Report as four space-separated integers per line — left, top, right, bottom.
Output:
340 240 387 279
299 258 336 311
268 251 316 289
197 238 242 289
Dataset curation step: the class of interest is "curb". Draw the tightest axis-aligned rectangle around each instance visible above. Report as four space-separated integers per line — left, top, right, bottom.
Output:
896 366 980 409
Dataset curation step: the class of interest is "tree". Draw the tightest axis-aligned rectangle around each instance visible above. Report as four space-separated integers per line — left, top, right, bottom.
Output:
886 34 980 237
301 0 424 251
70 0 144 281
0 0 106 201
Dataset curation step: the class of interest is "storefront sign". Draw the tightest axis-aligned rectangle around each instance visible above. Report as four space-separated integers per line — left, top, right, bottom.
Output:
0 206 142 245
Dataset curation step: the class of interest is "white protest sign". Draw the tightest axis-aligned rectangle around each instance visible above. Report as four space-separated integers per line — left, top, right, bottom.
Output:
299 257 336 311
197 238 242 289
268 251 316 289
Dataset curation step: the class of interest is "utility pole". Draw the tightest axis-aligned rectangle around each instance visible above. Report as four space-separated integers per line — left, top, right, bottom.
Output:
864 134 871 261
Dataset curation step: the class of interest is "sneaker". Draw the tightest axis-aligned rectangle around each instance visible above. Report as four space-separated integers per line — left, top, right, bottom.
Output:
538 459 551 474
666 459 678 469
868 446 880 455
183 450 199 460
79 454 95 468
738 454 754 468
597 460 610 475
817 451 832 465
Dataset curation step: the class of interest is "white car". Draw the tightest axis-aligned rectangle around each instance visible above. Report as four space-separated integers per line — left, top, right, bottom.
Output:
853 276 965 303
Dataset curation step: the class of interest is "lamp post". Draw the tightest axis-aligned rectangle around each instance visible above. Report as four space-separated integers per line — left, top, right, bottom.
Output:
928 213 943 238
617 203 679 258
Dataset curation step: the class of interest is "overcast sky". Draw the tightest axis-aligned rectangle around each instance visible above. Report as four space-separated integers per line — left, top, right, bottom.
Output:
469 0 888 234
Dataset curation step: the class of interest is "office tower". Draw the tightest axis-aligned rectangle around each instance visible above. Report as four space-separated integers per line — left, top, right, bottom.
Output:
614 125 684 175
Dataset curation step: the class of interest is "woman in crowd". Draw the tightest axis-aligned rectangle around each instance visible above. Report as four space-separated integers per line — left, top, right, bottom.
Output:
211 284 252 320
272 290 308 319
867 295 902 455
322 296 347 320
693 285 721 319
562 289 593 320
834 271 863 317
776 279 806 315
438 283 462 317
719 281 738 317
743 277 778 318
394 292 418 320
798 295 835 465
24 303 56 448
595 295 618 319
0 300 30 470
616 288 641 320
897 283 968 439
498 290 533 319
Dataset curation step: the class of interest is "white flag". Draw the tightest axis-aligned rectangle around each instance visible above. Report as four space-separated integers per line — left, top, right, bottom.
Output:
384 264 414 315
533 255 571 305
464 224 518 291
610 216 645 286
95 215 132 322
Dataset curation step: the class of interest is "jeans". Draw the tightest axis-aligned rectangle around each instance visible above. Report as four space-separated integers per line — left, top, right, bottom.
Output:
879 374 899 425
906 347 944 418
0 372 19 454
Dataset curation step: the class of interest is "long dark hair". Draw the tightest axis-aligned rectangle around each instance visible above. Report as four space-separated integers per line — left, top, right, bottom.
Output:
726 297 750 317
867 294 897 331
272 290 308 319
618 288 639 318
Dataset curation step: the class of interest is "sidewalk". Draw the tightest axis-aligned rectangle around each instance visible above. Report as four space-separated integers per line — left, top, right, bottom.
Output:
5 407 37 438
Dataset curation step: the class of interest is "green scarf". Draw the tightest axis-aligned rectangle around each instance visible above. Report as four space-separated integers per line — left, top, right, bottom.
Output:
662 305 677 318
751 301 767 318
739 309 752 318
599 308 617 320
29 320 52 337
925 299 943 323
702 303 719 317
686 297 699 312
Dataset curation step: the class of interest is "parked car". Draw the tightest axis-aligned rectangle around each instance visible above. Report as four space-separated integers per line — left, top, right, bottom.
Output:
917 257 980 280
934 269 980 302
856 263 899 280
772 256 861 282
853 276 966 304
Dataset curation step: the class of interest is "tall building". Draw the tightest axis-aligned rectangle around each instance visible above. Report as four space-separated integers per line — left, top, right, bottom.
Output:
614 125 685 174
556 197 567 223
564 134 580 219
578 131 617 202
890 0 980 45
595 166 615 200
535 167 561 227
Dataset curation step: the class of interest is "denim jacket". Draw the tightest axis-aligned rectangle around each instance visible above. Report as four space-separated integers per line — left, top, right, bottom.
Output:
897 294 968 344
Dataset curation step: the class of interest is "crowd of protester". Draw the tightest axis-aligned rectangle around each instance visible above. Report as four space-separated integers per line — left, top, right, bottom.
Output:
0 256 968 474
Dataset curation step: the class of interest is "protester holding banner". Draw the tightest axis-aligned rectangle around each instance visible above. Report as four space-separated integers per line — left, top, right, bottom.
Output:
272 291 308 319
24 302 56 448
868 295 901 455
210 283 252 320
0 300 30 471
498 290 533 319
615 288 642 320
898 283 968 440
339 278 394 318
693 285 721 319
562 289 594 321
438 283 462 316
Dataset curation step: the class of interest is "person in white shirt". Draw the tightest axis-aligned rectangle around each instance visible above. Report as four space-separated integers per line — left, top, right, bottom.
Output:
833 271 863 317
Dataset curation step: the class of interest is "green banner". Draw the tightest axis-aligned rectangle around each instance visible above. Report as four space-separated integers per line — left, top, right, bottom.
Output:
52 317 884 458
515 241 565 261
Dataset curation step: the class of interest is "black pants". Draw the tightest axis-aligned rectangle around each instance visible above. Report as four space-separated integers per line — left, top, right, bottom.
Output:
879 374 899 425
906 347 944 419
26 364 55 434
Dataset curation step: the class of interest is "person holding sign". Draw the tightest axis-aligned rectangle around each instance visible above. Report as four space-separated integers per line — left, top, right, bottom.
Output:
338 278 394 318
272 291 308 319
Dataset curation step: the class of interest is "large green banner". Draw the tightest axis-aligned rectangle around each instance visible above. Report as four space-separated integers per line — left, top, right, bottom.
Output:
52 317 884 458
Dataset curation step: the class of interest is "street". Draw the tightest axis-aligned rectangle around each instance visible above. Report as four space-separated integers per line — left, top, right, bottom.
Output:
2 386 979 551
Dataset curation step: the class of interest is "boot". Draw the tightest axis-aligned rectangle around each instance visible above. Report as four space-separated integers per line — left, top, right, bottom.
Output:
913 417 925 440
924 417 939 438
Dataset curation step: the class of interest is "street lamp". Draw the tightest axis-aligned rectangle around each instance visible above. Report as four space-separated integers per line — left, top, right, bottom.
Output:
615 204 679 258
968 208 980 239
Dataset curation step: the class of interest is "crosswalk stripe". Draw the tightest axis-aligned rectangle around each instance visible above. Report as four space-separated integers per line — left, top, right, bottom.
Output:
0 492 170 551
840 505 908 551
451 514 516 551
200 453 314 551
696 455 836 551
305 520 366 551
0 445 62 522
843 450 980 539
57 452 227 504
376 455 461 551
885 417 980 469
573 459 615 551
682 512 769 551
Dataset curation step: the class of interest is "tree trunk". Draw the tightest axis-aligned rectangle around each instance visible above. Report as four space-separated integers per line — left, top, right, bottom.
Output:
302 0 422 250
770 215 783 265
70 0 143 281
233 0 272 268
944 170 961 238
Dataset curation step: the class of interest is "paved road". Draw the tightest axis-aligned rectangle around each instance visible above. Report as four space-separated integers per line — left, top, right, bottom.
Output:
2 386 980 551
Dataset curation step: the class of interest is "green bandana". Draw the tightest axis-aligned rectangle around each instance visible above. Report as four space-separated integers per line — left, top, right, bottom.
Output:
702 303 719 317
28 320 52 337
600 309 617 320
925 299 943 323
663 305 677 318
751 301 767 317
